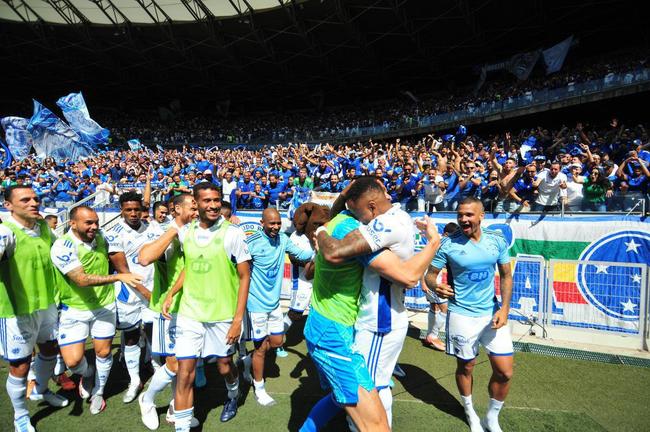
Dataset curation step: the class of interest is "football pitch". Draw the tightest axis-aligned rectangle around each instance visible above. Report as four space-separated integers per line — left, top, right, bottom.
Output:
2 324 649 432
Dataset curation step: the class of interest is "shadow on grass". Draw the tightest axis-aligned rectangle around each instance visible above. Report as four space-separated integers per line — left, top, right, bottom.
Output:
286 345 350 432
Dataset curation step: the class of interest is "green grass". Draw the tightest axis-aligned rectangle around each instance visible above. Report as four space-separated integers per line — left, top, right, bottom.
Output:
2 325 649 431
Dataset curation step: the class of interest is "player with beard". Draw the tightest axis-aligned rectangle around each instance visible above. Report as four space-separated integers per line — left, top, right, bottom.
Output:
137 193 199 430
313 176 441 428
300 177 440 431
425 197 513 432
51 206 142 415
161 182 251 431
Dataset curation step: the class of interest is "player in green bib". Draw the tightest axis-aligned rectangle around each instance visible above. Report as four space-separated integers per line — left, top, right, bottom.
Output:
162 183 251 432
137 193 199 430
50 205 142 416
303 211 390 432
0 186 69 432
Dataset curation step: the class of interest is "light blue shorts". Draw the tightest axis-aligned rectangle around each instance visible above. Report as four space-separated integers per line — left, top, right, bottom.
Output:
304 309 375 405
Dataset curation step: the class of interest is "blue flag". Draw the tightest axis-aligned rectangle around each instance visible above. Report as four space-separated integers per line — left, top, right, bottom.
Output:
1 116 33 161
28 100 95 162
1 138 13 169
56 92 109 146
543 36 573 75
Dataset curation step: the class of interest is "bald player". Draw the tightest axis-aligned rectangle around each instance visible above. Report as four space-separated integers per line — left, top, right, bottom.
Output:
243 208 314 406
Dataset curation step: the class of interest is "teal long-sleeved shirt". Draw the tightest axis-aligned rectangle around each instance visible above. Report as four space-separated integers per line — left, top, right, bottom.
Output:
246 230 314 312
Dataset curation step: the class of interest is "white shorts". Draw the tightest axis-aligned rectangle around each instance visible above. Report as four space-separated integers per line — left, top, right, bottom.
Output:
352 326 408 389
445 311 514 360
58 303 117 347
289 284 313 313
425 289 448 305
116 300 157 331
152 313 177 357
245 307 284 342
0 305 58 361
174 315 239 359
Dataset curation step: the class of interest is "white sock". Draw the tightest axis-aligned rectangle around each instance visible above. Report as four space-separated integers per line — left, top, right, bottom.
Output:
124 344 141 384
461 395 482 431
283 314 293 332
174 407 193 432
485 398 504 431
253 379 265 391
253 379 276 406
6 374 29 420
27 358 36 382
151 355 163 372
225 377 239 400
143 364 175 405
427 309 436 337
378 387 393 426
94 354 113 396
33 353 57 394
434 312 446 338
69 356 91 377
54 354 66 376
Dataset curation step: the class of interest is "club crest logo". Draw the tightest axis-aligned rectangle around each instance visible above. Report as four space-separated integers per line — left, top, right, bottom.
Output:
576 230 649 321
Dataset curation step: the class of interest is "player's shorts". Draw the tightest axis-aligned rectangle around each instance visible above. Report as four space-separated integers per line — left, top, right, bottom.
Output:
174 315 239 359
0 304 58 361
445 311 514 360
304 309 375 405
289 283 313 314
116 300 157 331
425 289 448 305
151 313 177 357
245 306 284 342
57 302 117 347
352 325 408 389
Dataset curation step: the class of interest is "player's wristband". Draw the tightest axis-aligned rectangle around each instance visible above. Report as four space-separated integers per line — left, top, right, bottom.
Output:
315 226 328 237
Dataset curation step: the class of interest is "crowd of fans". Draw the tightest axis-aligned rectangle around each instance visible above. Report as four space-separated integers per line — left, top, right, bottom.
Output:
1 116 648 216
103 50 649 146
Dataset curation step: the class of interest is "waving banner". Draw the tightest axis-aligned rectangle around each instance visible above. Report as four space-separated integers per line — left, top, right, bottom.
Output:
28 100 95 162
1 116 33 161
543 36 573 75
56 92 109 146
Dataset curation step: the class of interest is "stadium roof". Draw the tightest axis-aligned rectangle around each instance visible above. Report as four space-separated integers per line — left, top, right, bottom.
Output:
0 0 289 25
0 0 643 112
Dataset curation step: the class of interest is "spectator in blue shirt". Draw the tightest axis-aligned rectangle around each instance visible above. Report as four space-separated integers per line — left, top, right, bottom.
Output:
442 165 460 210
74 175 96 202
509 165 537 213
236 171 256 208
249 183 268 209
316 174 344 193
50 174 75 208
266 174 288 207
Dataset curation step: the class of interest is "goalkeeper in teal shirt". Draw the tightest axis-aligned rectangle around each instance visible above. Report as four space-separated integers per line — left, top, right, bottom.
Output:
243 208 313 406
